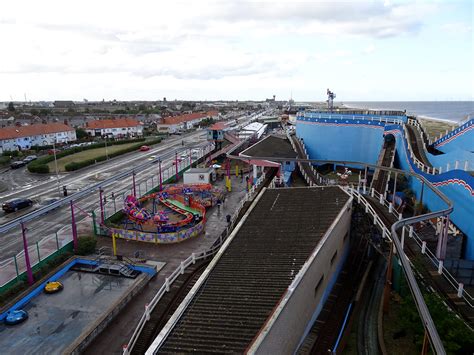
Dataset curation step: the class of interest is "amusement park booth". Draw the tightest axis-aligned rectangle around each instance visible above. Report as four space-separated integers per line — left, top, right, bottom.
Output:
239 135 297 186
184 167 216 184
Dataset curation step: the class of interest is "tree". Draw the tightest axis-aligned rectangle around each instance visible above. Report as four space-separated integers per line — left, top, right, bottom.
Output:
75 128 88 140
39 108 50 116
7 102 15 112
30 109 39 116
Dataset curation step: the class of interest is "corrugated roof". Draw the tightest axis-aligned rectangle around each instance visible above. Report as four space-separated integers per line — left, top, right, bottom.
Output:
156 187 350 353
86 118 141 129
0 123 74 140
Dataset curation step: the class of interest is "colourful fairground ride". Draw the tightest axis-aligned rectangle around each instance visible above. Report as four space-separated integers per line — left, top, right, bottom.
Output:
122 183 224 233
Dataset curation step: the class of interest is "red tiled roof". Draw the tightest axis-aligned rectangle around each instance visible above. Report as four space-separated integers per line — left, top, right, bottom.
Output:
0 123 74 140
209 122 226 130
163 111 219 125
86 118 141 129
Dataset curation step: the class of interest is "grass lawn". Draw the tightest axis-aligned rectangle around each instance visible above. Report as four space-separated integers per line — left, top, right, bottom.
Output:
47 143 139 172
418 118 456 141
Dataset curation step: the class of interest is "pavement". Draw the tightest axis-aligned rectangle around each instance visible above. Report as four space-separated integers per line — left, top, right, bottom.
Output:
83 172 252 354
0 131 209 262
0 271 138 355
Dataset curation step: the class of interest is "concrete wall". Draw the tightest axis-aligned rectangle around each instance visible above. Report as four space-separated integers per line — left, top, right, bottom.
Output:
251 195 352 354
296 118 385 166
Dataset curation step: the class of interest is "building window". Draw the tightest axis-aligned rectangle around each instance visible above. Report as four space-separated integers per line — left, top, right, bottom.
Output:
330 250 338 266
314 275 324 297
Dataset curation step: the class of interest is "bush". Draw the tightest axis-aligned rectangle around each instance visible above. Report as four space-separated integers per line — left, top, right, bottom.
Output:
64 138 161 172
2 150 19 157
76 236 97 256
0 156 11 166
27 155 54 173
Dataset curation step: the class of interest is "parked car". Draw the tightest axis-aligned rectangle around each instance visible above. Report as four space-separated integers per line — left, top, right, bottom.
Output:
139 145 150 152
2 198 33 213
10 161 26 169
23 155 38 163
48 149 60 155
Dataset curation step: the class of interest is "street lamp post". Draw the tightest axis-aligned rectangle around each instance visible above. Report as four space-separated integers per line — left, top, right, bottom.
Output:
104 135 109 160
46 139 61 197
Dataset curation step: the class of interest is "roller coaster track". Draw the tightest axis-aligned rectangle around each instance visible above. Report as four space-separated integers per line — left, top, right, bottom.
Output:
227 154 453 354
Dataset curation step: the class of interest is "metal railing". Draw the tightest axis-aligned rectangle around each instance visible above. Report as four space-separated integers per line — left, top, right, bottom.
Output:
227 155 453 354
0 142 213 234
349 186 472 308
123 172 267 354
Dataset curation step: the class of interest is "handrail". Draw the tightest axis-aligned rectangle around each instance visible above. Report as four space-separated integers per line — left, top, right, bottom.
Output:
352 187 472 308
227 155 452 354
123 171 267 354
0 142 213 234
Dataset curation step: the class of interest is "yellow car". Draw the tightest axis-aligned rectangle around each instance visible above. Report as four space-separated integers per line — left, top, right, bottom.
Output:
44 281 63 294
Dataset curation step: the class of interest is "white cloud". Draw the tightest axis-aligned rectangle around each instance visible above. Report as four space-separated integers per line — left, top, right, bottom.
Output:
0 0 470 100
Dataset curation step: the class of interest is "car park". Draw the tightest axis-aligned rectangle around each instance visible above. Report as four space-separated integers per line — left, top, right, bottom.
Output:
2 198 33 213
10 161 26 169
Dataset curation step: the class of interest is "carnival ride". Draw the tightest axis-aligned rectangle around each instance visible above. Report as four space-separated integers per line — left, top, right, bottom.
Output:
44 281 64 294
122 183 224 233
4 310 28 325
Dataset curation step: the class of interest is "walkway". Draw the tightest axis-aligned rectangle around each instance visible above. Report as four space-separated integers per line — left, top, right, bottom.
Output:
83 175 250 354
290 135 320 185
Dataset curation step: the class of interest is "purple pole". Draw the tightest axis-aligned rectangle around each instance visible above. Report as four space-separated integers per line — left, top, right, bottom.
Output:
21 222 34 285
175 152 179 182
158 160 163 191
70 200 78 251
132 172 137 197
99 188 104 224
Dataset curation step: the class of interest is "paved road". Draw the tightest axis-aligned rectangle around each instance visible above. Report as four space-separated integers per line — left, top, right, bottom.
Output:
0 131 209 260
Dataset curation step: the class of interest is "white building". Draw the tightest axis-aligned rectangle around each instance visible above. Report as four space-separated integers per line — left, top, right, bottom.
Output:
85 118 143 138
0 123 76 153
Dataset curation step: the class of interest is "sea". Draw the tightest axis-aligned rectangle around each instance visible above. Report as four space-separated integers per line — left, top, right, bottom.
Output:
342 101 474 123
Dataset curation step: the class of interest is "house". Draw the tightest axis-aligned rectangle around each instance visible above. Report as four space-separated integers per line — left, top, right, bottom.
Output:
85 118 143 138
0 123 77 153
156 111 219 134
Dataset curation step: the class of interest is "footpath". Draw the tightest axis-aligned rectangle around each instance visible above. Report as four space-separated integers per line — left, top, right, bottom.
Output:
84 174 251 354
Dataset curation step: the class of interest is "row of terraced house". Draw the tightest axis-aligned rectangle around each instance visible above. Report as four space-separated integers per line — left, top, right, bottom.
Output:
0 111 219 153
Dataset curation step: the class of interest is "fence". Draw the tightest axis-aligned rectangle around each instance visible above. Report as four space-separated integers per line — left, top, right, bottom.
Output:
346 186 473 308
123 172 267 354
0 144 214 294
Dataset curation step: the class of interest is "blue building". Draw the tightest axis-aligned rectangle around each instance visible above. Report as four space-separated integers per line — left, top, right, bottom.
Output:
296 111 474 260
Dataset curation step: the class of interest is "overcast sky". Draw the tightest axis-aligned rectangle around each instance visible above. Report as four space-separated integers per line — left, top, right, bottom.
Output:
0 0 472 101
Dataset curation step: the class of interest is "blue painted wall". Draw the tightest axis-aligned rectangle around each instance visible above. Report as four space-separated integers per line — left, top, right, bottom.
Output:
296 118 385 166
385 124 474 259
433 119 474 153
299 111 407 123
296 114 474 260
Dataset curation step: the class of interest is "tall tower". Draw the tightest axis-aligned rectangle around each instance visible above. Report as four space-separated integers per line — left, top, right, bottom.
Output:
326 89 336 111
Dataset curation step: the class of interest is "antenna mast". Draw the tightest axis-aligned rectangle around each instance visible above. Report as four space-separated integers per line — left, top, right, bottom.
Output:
326 89 336 111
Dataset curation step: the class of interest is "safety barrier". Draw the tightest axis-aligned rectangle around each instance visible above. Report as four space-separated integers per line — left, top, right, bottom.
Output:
123 172 267 354
346 186 473 308
0 144 214 292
